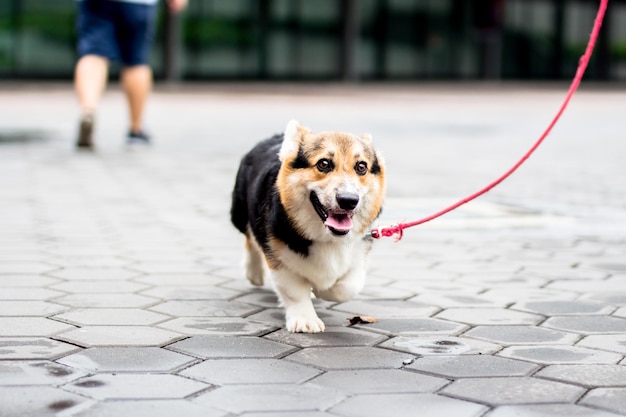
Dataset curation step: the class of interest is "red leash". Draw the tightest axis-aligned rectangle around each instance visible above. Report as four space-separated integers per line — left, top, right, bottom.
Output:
371 0 608 241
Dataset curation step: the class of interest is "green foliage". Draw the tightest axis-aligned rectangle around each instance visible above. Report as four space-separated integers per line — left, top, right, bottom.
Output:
18 12 75 42
184 17 254 48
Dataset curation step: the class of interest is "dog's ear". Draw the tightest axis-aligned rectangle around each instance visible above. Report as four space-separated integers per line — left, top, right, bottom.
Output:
279 120 309 161
361 133 373 144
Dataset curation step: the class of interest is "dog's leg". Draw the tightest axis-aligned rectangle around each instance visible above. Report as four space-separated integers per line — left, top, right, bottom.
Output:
244 230 266 286
272 270 325 333
314 264 366 302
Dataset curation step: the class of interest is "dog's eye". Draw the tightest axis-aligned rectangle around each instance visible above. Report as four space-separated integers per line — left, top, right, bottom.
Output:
316 158 333 173
355 161 368 176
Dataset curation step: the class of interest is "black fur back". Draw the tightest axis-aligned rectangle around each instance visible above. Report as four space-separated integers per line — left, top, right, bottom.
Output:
230 134 312 257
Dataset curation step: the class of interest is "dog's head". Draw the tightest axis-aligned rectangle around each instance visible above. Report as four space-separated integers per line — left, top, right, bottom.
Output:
276 120 385 240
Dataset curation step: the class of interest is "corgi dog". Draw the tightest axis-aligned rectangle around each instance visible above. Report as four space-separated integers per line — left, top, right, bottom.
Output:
230 120 385 333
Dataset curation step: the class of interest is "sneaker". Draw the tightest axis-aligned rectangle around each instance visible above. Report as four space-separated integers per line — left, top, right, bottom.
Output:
76 113 94 149
126 129 151 145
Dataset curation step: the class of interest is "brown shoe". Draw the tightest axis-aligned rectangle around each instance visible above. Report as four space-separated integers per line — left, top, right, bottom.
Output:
76 113 94 149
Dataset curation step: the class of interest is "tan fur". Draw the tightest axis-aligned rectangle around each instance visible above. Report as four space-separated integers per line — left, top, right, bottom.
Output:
276 125 385 240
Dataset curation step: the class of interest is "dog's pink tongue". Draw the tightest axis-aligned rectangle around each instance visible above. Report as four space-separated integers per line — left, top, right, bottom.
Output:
325 213 352 232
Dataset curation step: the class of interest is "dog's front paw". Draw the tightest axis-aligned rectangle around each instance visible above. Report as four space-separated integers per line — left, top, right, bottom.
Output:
286 315 326 333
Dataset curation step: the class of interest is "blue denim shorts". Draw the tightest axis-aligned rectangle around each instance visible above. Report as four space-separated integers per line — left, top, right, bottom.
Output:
76 0 157 66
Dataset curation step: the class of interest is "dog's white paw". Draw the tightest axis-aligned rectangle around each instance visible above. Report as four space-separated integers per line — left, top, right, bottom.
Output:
286 315 326 333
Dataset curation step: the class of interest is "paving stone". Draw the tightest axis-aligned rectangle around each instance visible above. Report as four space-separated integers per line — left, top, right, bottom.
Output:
181 358 321 384
614 307 626 318
47 246 120 258
547 278 626 293
309 369 448 394
376 267 458 283
141 286 238 301
0 262 59 274
409 292 508 308
435 261 522 274
123 250 200 262
241 413 329 417
441 376 584 405
580 388 626 415
48 267 141 281
265 326 387 347
332 299 440 317
352 317 468 336
45 255 132 268
232 291 281 308
460 274 548 290
0 337 81 360
0 275 59 287
159 317 275 336
522 266 609 280
536 364 626 387
578 334 626 355
149 299 260 317
286 346 410 370
355 285 416 300
368 256 439 278
380 336 500 356
73 400 227 417
407 355 539 378
216 277 263 293
0 317 75 337
0 301 67 316
57 347 196 373
0 287 65 301
392 279 483 295
593 262 626 272
64 374 209 400
0 361 86 385
329 392 487 417
0 386 91 417
53 308 170 326
582 292 626 307
513 300 615 316
499 345 622 365
193 384 345 413
167 335 297 359
543 316 626 334
54 293 159 308
134 274 227 286
480 288 578 304
435 308 544 326
56 326 183 347
486 403 624 417
464 325 581 345
129 262 216 274
6 81 626 417
50 280 149 294
0 250 47 262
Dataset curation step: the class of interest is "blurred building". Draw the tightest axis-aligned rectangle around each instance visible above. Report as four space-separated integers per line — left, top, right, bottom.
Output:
0 0 624 81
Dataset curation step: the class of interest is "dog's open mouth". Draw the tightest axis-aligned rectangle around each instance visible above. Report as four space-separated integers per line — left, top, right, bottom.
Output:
310 191 353 236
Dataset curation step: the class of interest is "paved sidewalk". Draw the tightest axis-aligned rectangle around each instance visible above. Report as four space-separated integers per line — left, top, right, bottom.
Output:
0 83 625 417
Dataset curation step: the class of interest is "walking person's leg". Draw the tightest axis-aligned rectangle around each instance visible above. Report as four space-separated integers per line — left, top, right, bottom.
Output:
121 65 152 137
75 55 109 116
118 2 157 144
74 0 118 149
74 55 109 148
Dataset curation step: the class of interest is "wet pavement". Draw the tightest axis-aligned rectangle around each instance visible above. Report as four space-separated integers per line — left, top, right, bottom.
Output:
0 82 625 416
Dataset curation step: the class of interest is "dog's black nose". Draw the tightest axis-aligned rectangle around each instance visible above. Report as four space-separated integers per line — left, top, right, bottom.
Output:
336 193 359 210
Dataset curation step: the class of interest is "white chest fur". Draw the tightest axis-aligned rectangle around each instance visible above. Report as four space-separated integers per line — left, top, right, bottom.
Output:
278 236 370 291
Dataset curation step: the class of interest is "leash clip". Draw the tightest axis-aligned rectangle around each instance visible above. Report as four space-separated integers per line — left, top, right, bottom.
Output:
370 224 404 242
